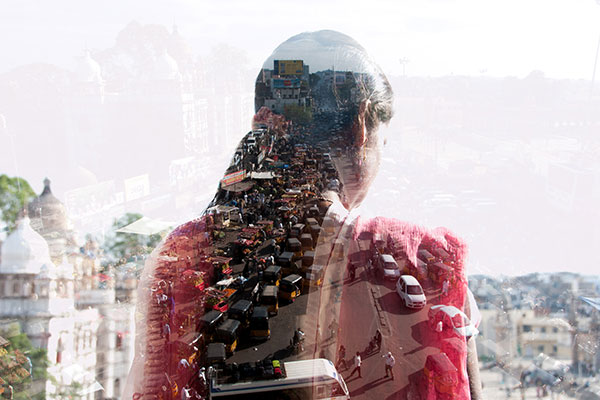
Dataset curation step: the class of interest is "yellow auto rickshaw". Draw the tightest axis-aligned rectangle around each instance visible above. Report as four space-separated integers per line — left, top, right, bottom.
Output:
263 265 282 286
302 250 315 269
299 233 313 252
249 306 270 340
227 299 253 328
260 285 279 315
279 274 303 302
197 310 224 342
287 238 303 259
215 319 240 355
303 264 324 290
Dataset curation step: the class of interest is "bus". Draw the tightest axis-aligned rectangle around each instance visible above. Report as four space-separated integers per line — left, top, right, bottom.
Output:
209 358 350 399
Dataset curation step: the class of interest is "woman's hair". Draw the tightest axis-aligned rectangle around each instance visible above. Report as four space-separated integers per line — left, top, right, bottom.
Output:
257 30 393 135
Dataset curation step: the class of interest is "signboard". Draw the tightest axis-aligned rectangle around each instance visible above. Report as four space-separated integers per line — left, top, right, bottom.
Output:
273 78 301 89
124 174 150 202
274 60 304 76
221 170 246 186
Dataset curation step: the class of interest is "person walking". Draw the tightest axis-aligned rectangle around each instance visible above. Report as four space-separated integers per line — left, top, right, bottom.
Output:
348 352 362 379
336 345 347 370
383 351 395 379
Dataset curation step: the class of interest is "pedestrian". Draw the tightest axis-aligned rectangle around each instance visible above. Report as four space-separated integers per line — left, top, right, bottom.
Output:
383 351 395 379
329 318 339 339
336 345 347 370
348 352 362 378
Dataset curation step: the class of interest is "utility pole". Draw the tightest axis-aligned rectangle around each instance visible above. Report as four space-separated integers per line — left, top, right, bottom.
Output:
569 281 580 376
398 58 410 77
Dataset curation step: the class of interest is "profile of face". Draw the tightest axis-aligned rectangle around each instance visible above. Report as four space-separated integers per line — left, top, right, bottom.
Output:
254 30 393 208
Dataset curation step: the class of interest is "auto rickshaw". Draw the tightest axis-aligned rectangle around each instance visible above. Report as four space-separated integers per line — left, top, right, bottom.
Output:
263 265 282 286
215 319 240 355
418 249 436 264
198 310 224 342
299 233 313 251
176 331 204 365
308 224 322 243
206 342 226 366
303 264 324 291
277 251 298 275
279 274 303 302
228 299 253 328
305 217 319 226
302 250 315 269
322 217 336 236
423 352 458 396
429 262 454 284
290 223 306 238
286 238 302 259
433 247 451 262
249 306 271 340
260 285 279 315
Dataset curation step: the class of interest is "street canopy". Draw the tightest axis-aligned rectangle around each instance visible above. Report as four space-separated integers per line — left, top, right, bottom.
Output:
115 216 173 235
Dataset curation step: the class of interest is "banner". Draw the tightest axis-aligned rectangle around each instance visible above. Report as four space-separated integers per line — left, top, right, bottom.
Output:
221 170 246 186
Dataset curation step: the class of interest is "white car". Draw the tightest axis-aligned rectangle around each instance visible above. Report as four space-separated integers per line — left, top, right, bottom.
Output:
376 254 400 280
428 305 479 338
396 275 426 309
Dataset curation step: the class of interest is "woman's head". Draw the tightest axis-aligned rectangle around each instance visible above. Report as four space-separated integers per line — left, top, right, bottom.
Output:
255 30 393 208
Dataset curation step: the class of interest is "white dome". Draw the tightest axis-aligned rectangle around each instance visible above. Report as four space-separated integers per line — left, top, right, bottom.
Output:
57 256 74 280
153 49 181 81
0 217 55 274
77 51 103 84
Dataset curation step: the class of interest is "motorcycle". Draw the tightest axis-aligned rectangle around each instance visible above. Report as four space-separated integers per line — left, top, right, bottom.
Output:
289 329 305 355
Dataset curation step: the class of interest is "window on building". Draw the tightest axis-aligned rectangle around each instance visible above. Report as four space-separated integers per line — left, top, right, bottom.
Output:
13 282 20 297
538 345 544 353
553 345 558 354
541 327 546 333
553 327 558 333
523 325 532 332
56 338 62 364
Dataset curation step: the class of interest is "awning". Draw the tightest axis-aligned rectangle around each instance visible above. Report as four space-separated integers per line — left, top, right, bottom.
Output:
580 296 600 311
222 180 254 192
250 171 277 179
115 216 173 235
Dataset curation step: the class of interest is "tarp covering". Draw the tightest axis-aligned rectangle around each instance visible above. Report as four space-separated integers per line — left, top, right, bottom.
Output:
222 181 254 192
115 216 173 235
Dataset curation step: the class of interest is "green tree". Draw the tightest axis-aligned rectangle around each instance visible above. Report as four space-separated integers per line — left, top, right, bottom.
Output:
103 213 162 264
0 324 49 400
283 104 313 126
0 175 36 234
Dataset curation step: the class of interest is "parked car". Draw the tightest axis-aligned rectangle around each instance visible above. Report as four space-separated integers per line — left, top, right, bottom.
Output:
396 275 426 309
376 254 400 280
428 305 478 338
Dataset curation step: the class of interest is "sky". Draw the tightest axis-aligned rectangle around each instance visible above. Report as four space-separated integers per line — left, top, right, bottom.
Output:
2 0 600 79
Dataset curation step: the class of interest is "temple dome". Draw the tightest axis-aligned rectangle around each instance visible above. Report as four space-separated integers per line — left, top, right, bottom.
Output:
0 217 55 275
28 178 71 236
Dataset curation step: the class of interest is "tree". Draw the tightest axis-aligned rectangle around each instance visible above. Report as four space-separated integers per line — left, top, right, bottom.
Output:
0 324 49 400
0 175 36 234
102 213 162 264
